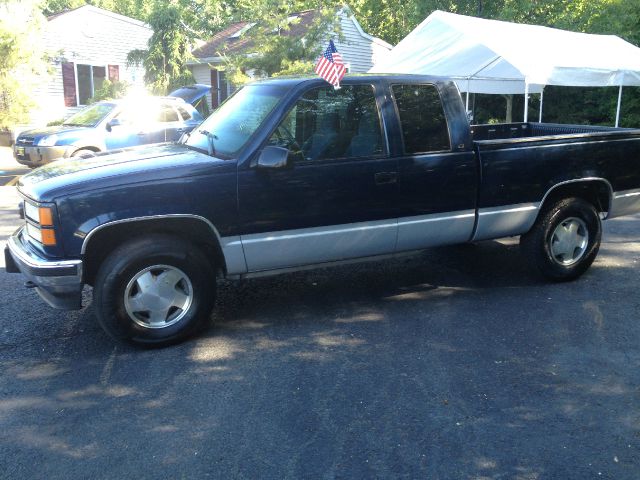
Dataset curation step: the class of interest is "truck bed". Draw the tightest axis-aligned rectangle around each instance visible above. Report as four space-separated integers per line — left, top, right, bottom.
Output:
470 122 629 141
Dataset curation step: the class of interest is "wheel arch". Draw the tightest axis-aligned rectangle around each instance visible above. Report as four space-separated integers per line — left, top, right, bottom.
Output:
70 145 101 156
81 215 228 286
539 178 613 218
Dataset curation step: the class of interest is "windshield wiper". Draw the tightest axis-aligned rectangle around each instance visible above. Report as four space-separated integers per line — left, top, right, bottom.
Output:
199 129 218 156
62 123 88 127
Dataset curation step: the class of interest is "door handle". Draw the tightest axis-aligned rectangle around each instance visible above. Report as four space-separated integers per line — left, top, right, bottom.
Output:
374 171 398 185
176 128 188 133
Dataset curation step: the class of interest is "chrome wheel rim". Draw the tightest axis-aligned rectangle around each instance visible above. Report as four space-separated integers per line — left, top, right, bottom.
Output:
550 217 589 266
124 265 193 329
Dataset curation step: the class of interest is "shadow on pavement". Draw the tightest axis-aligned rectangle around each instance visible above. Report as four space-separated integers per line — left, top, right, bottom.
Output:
1 214 639 479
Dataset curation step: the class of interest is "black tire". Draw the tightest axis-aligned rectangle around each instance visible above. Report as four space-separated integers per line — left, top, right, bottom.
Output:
71 148 96 158
520 197 602 281
93 235 216 346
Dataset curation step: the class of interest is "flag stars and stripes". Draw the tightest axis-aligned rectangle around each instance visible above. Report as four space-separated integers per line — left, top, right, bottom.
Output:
315 39 346 88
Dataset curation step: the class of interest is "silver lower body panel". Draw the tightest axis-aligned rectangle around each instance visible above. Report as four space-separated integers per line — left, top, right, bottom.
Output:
609 188 640 219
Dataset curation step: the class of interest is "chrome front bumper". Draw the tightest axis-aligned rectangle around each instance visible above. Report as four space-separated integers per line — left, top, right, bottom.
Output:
13 144 71 167
4 227 83 310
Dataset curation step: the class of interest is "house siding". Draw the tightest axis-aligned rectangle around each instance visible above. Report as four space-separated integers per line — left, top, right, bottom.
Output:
334 12 391 73
190 63 214 111
30 6 151 125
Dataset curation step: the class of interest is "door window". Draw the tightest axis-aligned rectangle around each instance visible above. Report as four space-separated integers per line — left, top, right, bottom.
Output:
391 84 450 154
268 85 384 162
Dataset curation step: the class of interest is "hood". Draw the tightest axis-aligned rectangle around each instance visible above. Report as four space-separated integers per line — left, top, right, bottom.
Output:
18 143 221 202
18 125 90 139
168 84 211 105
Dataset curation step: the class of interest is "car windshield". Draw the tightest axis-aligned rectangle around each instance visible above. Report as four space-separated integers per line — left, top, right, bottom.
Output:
63 103 116 127
183 84 284 158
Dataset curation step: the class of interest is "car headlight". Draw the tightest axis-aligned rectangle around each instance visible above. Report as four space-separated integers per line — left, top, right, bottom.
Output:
24 201 57 246
37 135 58 147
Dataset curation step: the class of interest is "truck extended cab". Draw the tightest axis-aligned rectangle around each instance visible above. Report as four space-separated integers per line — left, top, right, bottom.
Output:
5 75 640 345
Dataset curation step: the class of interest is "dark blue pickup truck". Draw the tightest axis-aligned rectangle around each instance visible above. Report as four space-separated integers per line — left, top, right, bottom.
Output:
5 75 640 345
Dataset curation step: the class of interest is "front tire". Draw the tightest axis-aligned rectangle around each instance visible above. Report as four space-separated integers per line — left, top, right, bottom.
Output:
71 148 96 158
93 235 216 346
520 197 602 281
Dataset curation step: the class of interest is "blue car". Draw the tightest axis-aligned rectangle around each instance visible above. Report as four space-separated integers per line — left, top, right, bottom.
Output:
13 85 209 168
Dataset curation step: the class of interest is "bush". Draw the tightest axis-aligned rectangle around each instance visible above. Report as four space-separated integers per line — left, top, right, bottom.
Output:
88 79 130 103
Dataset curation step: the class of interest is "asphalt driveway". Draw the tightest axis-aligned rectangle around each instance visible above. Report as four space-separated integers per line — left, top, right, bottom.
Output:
1 186 639 479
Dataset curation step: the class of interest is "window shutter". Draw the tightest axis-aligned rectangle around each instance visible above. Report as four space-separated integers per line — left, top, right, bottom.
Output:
210 68 219 109
108 65 119 82
62 62 77 107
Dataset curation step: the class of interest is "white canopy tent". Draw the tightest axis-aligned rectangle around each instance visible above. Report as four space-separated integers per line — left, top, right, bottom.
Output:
370 11 640 126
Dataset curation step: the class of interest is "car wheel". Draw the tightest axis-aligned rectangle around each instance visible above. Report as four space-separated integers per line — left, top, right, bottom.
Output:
520 197 602 281
71 148 96 158
93 235 216 346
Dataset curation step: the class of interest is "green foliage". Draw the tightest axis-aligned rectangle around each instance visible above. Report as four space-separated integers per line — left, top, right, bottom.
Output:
0 0 50 129
88 79 130 103
46 117 65 126
222 3 340 83
42 0 151 21
37 0 640 127
41 0 85 17
127 1 195 94
272 59 316 77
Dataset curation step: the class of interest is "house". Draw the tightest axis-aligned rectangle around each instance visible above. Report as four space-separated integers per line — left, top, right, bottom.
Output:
188 6 392 110
29 5 151 126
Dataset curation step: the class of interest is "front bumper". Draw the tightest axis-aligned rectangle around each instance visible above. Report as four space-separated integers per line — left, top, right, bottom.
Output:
13 144 71 167
4 227 83 310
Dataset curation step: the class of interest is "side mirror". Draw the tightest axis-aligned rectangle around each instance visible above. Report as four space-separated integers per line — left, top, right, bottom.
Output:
106 118 122 132
255 146 292 170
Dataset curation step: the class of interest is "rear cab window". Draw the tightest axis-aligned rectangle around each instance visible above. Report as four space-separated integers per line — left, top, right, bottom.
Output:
391 84 451 154
268 84 385 162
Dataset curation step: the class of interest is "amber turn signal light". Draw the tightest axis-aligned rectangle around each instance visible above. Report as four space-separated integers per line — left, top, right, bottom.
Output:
41 229 57 246
38 207 54 227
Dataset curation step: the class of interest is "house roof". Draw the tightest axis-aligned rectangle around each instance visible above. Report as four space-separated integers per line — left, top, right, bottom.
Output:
191 9 325 60
47 4 149 29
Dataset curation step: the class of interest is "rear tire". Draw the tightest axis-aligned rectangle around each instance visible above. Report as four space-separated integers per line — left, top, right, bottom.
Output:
520 197 601 281
93 235 216 346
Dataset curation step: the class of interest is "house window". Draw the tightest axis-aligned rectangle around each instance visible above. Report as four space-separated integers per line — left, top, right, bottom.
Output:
62 62 119 107
77 64 106 105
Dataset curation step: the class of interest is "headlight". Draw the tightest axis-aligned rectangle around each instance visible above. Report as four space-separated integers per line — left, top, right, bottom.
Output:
37 135 58 147
24 201 57 246
24 203 54 226
26 222 57 246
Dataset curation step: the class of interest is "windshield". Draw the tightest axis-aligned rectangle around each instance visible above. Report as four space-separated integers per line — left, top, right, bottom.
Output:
63 103 116 127
183 84 284 158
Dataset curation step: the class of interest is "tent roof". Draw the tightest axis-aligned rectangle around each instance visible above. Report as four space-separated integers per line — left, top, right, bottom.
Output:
370 11 640 94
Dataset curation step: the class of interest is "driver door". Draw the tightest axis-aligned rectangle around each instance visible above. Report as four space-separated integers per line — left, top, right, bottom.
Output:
237 82 399 272
105 104 166 150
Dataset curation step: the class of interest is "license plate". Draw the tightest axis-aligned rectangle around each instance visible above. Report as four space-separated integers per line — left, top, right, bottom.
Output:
16 146 25 156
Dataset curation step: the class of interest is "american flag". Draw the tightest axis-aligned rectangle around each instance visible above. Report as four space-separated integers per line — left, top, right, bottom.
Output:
315 40 346 88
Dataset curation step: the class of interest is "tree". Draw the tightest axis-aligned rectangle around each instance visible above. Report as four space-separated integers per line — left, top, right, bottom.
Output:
222 2 342 84
127 1 195 94
0 0 50 129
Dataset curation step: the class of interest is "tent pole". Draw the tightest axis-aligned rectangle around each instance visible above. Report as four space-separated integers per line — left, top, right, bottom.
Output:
615 85 623 128
523 83 529 123
538 88 544 123
465 78 470 113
